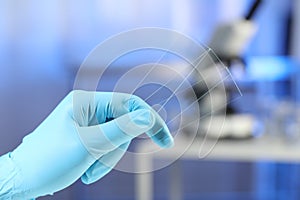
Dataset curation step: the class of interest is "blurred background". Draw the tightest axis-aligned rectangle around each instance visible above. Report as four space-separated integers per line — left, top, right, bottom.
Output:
1 0 300 199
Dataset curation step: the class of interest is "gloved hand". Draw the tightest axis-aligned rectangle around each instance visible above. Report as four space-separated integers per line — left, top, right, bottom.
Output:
0 90 174 200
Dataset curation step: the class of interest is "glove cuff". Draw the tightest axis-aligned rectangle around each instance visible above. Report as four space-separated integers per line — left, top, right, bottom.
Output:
0 153 33 200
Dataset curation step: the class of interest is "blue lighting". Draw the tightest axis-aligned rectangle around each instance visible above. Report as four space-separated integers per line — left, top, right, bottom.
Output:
246 56 297 81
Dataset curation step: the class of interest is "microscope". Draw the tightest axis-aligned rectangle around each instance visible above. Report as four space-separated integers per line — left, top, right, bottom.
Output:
188 0 263 139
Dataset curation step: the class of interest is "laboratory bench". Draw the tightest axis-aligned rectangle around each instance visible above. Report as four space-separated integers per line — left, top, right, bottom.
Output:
134 134 300 200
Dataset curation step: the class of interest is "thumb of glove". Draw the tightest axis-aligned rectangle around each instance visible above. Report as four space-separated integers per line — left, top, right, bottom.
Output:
76 109 155 159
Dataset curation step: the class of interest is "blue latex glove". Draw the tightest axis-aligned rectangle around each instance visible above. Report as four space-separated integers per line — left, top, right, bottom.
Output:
0 90 174 199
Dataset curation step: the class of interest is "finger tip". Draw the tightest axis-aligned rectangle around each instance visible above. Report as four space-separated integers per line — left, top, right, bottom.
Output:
150 127 174 148
81 175 90 185
81 163 112 185
161 137 174 148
